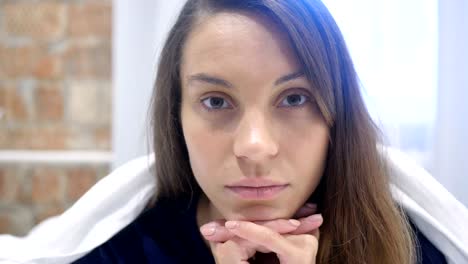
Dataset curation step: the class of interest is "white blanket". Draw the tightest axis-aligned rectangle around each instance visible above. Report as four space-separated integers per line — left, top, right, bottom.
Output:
0 148 467 264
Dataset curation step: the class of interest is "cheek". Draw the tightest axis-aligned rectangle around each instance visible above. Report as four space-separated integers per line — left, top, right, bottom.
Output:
282 122 329 186
181 110 230 184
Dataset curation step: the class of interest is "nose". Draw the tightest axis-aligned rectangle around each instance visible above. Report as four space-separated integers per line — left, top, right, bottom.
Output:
233 110 279 163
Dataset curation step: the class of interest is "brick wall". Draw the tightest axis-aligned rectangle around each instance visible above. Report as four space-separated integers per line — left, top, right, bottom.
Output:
0 0 112 236
0 162 109 235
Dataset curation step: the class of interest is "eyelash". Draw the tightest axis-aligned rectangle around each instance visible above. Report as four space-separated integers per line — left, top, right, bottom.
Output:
199 88 312 112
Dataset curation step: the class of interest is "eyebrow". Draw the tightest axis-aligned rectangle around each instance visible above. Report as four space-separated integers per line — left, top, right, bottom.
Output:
187 73 234 88
274 71 305 86
186 71 305 88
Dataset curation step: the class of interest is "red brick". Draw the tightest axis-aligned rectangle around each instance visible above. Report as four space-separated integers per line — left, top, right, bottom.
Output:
65 43 111 79
0 91 5 143
0 86 6 112
1 84 31 122
11 87 29 121
0 128 17 149
66 167 97 202
0 168 21 203
69 2 112 38
36 84 64 121
0 45 32 78
0 45 37 78
0 44 63 80
0 215 12 234
0 169 5 199
2 2 66 41
34 55 63 80
31 167 63 203
35 203 65 223
5 126 68 150
0 83 33 125
94 125 111 150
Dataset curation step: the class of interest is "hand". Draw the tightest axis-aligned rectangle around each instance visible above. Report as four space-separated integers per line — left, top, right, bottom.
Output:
217 219 320 264
200 203 323 264
200 203 319 242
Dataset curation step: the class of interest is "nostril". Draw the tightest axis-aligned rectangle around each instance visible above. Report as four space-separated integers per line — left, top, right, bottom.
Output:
233 141 279 162
233 116 279 160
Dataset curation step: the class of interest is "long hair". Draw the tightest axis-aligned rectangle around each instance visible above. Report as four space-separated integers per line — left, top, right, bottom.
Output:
149 0 416 263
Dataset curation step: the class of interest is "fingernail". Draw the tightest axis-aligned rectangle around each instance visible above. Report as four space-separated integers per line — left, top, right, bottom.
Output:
305 203 317 209
306 214 323 222
225 221 239 229
200 224 216 236
288 219 301 227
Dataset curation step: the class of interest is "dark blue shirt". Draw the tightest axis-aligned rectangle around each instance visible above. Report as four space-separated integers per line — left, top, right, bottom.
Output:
74 194 446 264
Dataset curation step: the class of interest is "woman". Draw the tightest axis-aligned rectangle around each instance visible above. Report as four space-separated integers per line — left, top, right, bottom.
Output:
74 0 446 263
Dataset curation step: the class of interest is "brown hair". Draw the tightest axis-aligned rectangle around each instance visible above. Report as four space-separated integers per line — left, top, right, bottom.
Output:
149 0 416 263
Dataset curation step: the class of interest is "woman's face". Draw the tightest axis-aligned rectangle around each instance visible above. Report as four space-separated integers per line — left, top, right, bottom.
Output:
180 12 329 221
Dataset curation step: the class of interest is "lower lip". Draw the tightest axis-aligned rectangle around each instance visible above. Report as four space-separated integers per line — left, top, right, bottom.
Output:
226 185 288 200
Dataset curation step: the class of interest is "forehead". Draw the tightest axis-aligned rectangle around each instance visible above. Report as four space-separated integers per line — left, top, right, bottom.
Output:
181 12 301 80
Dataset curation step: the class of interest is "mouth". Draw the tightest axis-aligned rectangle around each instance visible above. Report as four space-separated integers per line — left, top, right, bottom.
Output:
225 184 289 200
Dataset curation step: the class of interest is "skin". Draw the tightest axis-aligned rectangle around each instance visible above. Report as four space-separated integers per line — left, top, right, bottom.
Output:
180 12 329 263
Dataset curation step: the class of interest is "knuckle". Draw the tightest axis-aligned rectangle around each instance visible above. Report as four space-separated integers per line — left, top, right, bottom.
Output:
256 231 271 243
256 219 292 234
301 234 318 247
262 220 280 229
289 234 318 248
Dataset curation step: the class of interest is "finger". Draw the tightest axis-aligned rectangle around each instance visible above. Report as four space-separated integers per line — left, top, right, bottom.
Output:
292 203 317 218
214 233 278 255
224 221 292 256
232 236 272 254
200 221 235 242
201 211 320 242
254 218 301 233
202 218 300 242
289 213 323 235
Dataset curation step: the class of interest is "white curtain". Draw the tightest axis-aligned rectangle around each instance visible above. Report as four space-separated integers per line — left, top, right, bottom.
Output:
323 0 438 167
112 0 187 168
433 1 468 207
323 0 468 206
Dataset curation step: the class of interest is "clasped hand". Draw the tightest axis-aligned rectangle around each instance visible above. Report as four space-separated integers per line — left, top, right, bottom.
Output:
199 204 323 264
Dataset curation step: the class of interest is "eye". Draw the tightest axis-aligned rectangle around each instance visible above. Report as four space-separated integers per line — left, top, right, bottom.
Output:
201 96 232 110
279 93 309 107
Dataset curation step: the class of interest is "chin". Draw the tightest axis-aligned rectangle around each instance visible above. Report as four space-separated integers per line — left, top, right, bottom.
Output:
226 206 289 222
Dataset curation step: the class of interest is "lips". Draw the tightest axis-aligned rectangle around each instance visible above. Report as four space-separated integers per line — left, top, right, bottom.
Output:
226 185 288 200
227 178 287 188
